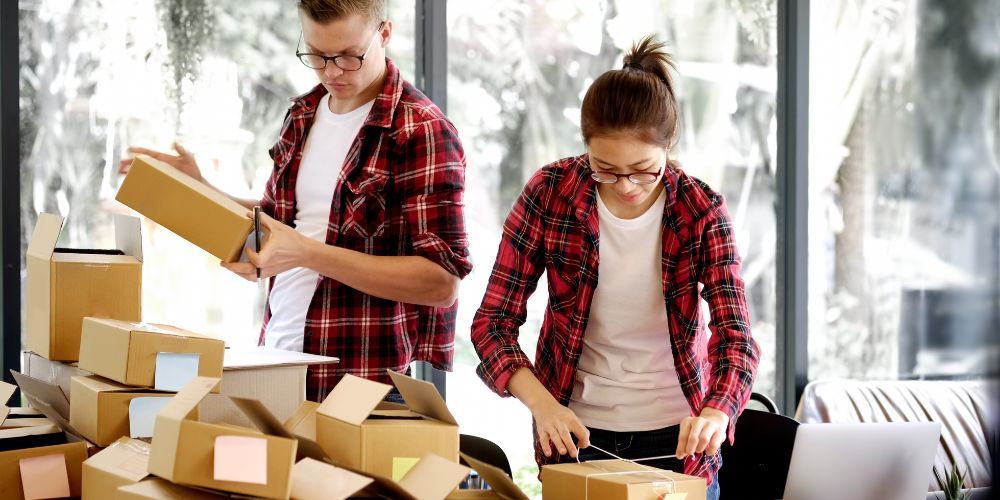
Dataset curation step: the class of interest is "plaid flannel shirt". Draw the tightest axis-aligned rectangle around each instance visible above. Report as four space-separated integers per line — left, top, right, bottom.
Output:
471 154 760 482
260 58 472 401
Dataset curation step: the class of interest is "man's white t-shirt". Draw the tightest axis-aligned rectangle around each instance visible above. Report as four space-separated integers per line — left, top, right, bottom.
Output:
568 189 691 431
263 94 375 352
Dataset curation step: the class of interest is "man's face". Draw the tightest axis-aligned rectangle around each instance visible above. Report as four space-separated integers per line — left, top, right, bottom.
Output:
299 12 390 102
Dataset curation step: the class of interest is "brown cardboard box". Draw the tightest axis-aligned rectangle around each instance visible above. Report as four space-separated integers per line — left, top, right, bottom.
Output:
78 318 225 391
26 213 142 361
0 380 65 452
290 457 373 500
118 477 228 499
69 375 186 446
115 154 254 262
315 371 459 479
0 440 89 499
541 459 707 500
345 452 471 500
445 453 530 500
9 370 83 441
148 377 297 499
284 400 320 440
81 436 151 499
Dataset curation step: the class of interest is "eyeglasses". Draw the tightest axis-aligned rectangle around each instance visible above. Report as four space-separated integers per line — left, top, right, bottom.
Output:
296 22 385 71
590 166 663 185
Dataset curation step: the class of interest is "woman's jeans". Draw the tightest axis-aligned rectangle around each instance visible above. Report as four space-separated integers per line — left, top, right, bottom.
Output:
566 425 721 500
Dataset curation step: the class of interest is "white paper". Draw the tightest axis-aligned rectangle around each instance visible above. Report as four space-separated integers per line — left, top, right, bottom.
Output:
129 397 171 438
154 352 201 391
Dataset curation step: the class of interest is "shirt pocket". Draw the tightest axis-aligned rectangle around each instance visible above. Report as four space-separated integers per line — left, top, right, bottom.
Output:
341 172 389 240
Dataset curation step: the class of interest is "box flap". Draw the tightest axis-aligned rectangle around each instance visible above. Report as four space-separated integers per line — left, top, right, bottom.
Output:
316 374 391 426
0 380 15 426
229 396 329 463
157 376 217 422
117 477 229 499
114 214 144 262
460 453 529 500
85 436 151 483
73 375 165 395
388 370 457 425
9 369 85 441
148 377 219 480
26 213 64 260
398 453 471 500
222 346 339 370
284 401 320 441
291 458 372 500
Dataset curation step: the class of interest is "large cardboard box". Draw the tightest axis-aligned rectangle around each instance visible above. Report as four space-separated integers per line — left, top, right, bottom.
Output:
23 347 338 427
26 213 142 361
78 318 225 391
69 375 184 446
116 154 254 262
541 460 707 500
0 440 89 499
315 371 460 479
82 436 151 499
148 377 297 499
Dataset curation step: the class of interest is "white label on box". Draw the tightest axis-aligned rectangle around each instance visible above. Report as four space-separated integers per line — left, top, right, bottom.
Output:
154 352 201 391
129 397 171 438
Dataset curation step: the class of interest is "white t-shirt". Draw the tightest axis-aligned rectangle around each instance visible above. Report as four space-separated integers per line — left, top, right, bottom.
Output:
568 189 691 431
263 94 375 352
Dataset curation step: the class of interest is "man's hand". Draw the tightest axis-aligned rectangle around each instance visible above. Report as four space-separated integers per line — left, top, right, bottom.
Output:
119 143 204 182
221 211 313 280
676 406 730 459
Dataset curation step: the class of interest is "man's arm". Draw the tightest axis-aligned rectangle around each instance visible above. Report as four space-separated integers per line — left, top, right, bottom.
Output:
120 144 259 209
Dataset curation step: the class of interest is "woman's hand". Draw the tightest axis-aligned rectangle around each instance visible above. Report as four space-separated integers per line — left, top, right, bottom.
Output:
530 398 591 459
676 407 730 458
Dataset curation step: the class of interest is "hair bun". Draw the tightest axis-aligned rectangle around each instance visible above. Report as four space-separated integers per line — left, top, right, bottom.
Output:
622 35 675 89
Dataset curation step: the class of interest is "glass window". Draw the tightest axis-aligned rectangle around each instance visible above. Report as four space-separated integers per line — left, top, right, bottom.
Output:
18 0 414 347
808 1 1000 381
447 0 777 493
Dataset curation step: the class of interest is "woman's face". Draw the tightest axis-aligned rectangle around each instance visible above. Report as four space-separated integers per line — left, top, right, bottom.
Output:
587 134 667 218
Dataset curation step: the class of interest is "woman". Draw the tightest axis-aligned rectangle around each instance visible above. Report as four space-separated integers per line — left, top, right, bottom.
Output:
470 36 760 499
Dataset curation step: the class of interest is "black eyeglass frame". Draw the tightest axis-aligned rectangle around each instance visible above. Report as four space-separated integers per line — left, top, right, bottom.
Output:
589 166 664 185
296 21 386 71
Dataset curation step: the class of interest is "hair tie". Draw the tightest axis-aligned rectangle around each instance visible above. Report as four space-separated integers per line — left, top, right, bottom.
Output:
625 61 644 71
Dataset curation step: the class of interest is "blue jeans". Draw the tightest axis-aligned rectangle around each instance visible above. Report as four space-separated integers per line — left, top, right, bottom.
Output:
569 425 721 500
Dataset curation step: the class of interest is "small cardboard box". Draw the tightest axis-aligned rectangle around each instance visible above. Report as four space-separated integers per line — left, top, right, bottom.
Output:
26 213 142 361
446 453 530 500
78 318 225 391
315 370 459 479
82 436 151 499
148 377 297 499
116 154 254 262
0 440 89 500
69 375 186 446
541 460 707 500
118 477 228 499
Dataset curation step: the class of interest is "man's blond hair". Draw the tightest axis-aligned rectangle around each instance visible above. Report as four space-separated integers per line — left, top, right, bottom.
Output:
297 0 386 26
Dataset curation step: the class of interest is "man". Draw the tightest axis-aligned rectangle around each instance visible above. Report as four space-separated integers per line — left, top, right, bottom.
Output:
122 0 471 401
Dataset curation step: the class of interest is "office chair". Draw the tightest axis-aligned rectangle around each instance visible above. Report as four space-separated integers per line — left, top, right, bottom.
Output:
460 434 513 478
747 392 779 414
718 408 800 500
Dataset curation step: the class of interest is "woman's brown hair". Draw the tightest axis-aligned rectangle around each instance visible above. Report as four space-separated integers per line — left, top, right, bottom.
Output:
580 35 679 148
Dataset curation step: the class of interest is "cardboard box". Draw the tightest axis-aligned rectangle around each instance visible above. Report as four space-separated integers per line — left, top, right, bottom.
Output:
26 213 142 361
284 400 320 440
23 347 338 428
0 440 89 500
69 375 185 446
315 370 459 479
82 436 151 499
344 452 471 500
118 477 228 499
0 381 65 452
116 154 254 262
148 377 297 499
290 457 373 500
445 453 529 500
78 318 225 391
541 460 707 500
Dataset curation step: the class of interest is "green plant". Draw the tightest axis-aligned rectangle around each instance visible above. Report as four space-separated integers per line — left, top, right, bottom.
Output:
933 463 971 500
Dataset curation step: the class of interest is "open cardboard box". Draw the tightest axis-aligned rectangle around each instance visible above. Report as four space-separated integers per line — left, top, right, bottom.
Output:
445 452 530 500
70 375 191 446
0 381 63 452
541 459 707 500
82 436 151 499
78 317 225 391
26 213 142 361
116 154 255 262
315 370 459 478
148 376 297 499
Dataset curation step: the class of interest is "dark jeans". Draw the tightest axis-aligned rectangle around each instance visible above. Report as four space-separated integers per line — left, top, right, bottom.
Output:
566 425 721 500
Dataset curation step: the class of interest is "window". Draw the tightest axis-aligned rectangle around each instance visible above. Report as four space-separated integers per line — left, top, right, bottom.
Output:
808 0 1000 381
447 1 777 493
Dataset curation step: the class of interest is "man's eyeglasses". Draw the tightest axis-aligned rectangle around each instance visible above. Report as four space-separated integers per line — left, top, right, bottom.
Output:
590 166 663 185
296 21 385 71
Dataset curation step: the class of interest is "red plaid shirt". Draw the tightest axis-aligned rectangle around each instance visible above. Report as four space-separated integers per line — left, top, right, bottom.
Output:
471 155 760 482
261 59 472 401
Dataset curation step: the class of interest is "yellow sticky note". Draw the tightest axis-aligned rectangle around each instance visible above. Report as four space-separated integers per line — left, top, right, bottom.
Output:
19 453 71 500
391 457 420 482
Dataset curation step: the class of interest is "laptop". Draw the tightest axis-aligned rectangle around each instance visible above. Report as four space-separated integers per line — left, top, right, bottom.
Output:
783 422 942 500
